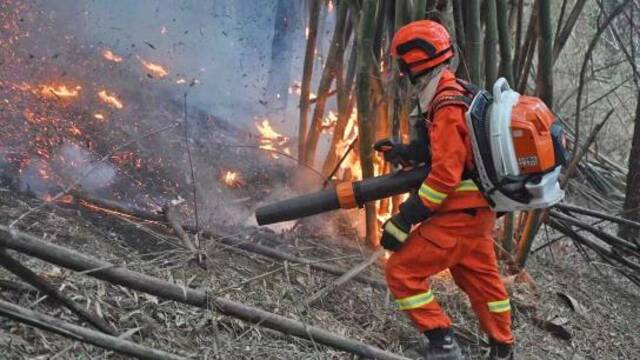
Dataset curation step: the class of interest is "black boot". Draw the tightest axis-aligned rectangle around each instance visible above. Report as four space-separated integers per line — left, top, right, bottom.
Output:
488 338 513 359
423 328 463 360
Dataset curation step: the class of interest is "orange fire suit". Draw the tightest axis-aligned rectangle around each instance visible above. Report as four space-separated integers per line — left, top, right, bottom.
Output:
385 70 513 344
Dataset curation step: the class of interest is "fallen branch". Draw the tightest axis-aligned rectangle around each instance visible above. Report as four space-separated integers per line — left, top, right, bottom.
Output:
549 210 640 254
306 248 384 306
0 298 184 360
0 226 409 360
164 203 197 252
555 203 640 229
0 249 118 335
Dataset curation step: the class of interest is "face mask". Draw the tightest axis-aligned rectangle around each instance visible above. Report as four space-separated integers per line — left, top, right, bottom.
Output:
415 65 446 112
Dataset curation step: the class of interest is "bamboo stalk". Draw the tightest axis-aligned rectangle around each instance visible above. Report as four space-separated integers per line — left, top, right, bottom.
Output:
0 250 117 335
496 0 514 85
298 0 322 163
536 0 554 107
0 299 183 360
303 1 349 166
452 0 467 79
484 0 499 88
0 227 408 360
555 203 640 229
164 204 197 252
464 0 482 84
356 0 379 246
553 0 587 62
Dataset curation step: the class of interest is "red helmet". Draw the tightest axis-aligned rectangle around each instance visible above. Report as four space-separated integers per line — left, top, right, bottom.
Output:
391 20 454 82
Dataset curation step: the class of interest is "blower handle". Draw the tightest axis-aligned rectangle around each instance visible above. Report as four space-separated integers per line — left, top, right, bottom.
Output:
492 77 511 104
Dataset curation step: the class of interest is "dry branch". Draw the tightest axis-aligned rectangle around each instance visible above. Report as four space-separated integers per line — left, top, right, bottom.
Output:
0 227 408 360
0 298 184 360
305 248 384 306
554 203 640 229
164 203 196 252
0 250 118 335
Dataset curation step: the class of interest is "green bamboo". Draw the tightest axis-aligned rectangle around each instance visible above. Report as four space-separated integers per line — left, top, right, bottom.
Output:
483 0 499 89
496 0 514 85
536 0 554 107
452 0 467 79
464 0 482 84
303 1 349 166
413 0 428 20
356 0 378 245
298 0 322 164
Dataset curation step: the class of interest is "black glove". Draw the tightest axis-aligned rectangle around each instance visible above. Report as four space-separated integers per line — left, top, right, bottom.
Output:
399 193 432 224
374 138 429 168
381 213 411 251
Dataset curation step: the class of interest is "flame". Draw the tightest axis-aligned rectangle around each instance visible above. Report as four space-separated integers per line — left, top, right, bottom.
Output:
221 170 244 188
102 49 123 63
256 119 291 159
39 84 81 99
321 110 338 133
138 57 168 78
288 81 316 100
98 90 124 109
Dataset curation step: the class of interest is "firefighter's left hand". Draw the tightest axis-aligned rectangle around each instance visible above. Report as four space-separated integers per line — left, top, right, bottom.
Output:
399 193 432 224
381 214 411 251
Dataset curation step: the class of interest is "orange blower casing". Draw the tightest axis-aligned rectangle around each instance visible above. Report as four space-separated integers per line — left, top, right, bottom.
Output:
510 96 557 174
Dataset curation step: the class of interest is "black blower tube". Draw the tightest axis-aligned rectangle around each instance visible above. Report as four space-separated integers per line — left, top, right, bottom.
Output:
255 165 430 225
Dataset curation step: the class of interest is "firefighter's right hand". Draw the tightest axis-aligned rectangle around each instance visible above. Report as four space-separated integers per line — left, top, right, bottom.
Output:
381 214 411 251
374 138 411 168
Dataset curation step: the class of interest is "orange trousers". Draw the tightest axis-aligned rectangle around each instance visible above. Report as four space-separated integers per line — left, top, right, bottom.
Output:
385 208 513 344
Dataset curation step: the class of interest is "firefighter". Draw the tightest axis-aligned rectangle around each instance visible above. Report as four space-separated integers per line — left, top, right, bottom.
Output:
380 20 514 359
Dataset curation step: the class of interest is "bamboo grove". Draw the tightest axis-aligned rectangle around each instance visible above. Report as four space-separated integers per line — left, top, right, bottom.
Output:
295 0 640 283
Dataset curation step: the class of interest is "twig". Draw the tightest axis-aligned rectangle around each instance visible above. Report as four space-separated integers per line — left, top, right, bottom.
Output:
305 248 384 306
164 203 197 252
322 136 358 188
0 249 118 335
0 298 184 360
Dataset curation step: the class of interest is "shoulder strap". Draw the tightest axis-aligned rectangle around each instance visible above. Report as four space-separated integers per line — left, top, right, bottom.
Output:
429 78 479 114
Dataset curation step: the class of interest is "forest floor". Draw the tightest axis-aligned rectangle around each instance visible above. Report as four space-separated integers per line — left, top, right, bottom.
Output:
0 188 638 360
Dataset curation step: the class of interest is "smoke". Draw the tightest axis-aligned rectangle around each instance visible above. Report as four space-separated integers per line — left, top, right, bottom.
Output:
19 142 117 196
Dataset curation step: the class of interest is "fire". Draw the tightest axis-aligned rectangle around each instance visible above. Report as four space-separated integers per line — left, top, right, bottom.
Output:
98 90 124 109
94 113 105 121
39 84 81 99
321 110 338 133
256 119 291 159
288 81 317 100
102 49 123 63
221 170 244 188
138 58 169 78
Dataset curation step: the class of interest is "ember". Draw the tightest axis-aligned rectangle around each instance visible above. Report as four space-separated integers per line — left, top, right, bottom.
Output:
256 119 291 159
98 90 124 109
138 57 169 78
221 170 244 188
39 84 81 99
101 49 123 63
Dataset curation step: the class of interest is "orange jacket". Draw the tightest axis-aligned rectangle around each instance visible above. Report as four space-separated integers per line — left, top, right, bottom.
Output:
417 70 489 213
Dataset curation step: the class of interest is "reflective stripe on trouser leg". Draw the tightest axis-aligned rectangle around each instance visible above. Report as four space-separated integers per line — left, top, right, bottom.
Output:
395 290 435 310
488 299 511 313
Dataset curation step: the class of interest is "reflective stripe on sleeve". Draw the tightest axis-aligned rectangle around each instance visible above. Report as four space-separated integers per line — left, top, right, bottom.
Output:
395 290 435 310
384 221 409 243
419 183 447 205
456 179 479 192
487 299 511 313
